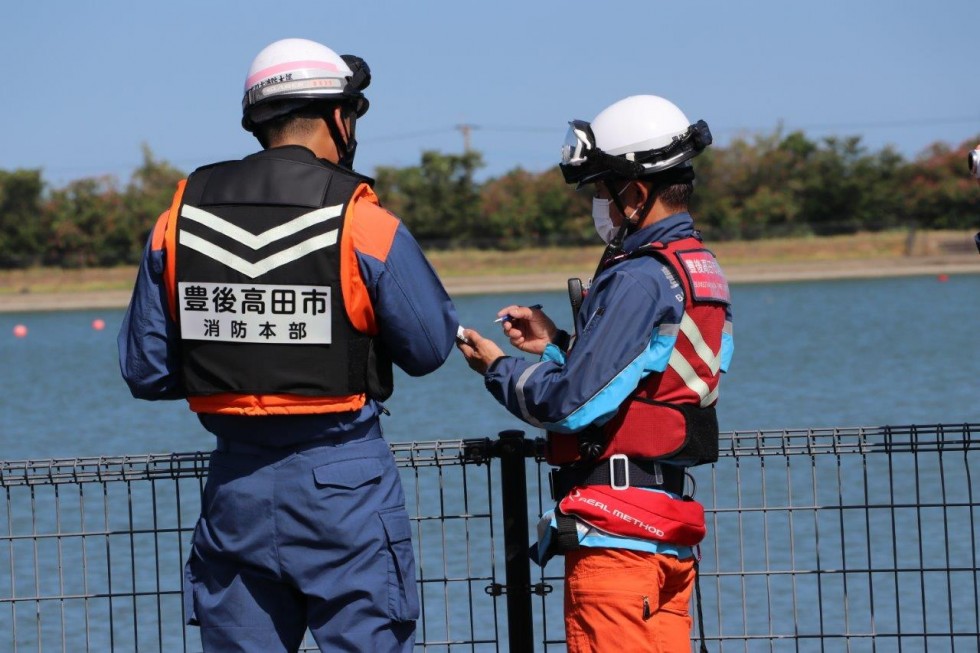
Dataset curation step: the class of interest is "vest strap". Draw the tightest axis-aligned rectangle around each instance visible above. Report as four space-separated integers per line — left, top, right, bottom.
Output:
549 456 686 501
555 508 581 552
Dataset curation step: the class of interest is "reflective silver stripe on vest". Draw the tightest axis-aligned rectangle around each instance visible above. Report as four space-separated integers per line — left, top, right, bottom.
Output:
179 204 342 279
668 313 721 407
516 362 547 427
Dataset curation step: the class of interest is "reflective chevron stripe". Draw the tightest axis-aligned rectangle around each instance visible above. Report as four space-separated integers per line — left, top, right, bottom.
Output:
668 313 721 406
180 204 342 249
178 204 341 278
678 313 721 375
180 230 338 279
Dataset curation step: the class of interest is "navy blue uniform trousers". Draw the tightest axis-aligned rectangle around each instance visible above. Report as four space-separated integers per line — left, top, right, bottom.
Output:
184 430 419 652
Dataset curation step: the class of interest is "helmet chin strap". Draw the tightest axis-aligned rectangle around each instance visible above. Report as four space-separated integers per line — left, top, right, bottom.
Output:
614 182 659 231
325 107 357 169
592 181 659 278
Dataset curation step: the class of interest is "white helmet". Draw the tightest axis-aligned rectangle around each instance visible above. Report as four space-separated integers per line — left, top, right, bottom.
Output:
241 38 371 132
559 95 711 186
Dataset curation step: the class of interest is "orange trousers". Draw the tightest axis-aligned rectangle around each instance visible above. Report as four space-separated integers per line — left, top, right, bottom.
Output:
563 548 695 653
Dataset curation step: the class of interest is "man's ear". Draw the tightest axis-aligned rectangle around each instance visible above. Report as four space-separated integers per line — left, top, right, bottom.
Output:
628 181 650 212
332 106 349 142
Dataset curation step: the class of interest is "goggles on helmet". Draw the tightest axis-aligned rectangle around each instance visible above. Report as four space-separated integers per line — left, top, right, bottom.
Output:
559 118 713 186
560 120 595 166
340 54 371 117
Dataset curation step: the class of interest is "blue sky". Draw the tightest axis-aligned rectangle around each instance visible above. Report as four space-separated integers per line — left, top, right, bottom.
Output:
3 0 979 187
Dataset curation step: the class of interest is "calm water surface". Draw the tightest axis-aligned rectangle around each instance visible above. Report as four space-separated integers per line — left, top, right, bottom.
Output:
2 274 978 460
1 274 978 651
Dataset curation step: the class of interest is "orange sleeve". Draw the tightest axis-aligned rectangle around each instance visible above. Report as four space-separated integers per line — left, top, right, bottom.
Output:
162 179 187 323
340 183 400 335
150 210 169 250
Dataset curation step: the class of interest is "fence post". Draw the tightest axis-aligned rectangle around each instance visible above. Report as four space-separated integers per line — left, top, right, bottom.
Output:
498 429 534 652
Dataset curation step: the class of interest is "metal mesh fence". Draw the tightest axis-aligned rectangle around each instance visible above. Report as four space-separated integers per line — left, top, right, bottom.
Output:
696 423 980 652
1 423 978 652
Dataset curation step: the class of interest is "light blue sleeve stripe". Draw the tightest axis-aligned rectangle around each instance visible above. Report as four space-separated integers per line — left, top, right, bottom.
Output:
646 328 678 373
541 343 566 365
543 332 677 433
720 331 734 373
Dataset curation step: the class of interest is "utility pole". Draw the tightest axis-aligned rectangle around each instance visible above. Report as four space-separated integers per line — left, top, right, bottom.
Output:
455 123 478 152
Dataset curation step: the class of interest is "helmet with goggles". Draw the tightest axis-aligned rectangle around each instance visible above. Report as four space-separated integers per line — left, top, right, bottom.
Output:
241 38 371 133
559 95 711 186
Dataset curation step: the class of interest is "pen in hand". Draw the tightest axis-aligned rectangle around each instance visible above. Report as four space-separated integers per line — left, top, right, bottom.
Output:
494 304 543 324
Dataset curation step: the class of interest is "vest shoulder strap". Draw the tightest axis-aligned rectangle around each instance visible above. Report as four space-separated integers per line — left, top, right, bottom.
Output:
626 237 731 306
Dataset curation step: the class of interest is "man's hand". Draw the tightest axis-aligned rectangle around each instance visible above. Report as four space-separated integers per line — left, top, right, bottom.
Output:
496 305 557 356
456 328 506 375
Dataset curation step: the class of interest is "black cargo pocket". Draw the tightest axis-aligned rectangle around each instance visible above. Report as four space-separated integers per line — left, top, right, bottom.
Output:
378 508 420 622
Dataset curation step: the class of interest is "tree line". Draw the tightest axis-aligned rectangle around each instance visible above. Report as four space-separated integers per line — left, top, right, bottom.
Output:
1 131 978 269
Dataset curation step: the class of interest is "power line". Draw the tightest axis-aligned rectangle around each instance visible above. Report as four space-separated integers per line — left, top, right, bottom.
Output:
365 124 556 146
477 124 557 134
712 115 980 136
365 127 457 144
15 114 980 181
366 115 980 147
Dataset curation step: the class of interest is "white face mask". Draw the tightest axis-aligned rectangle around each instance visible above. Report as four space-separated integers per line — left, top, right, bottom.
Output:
591 183 638 244
591 197 617 244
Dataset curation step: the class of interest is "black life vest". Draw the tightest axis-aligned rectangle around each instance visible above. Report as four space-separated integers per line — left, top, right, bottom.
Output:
170 147 392 413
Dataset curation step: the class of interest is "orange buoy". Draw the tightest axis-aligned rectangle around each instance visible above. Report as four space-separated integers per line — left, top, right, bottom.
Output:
92 318 106 331
13 324 27 338
937 274 949 282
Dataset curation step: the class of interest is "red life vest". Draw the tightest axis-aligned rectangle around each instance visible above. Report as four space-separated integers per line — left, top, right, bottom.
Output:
546 236 730 467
